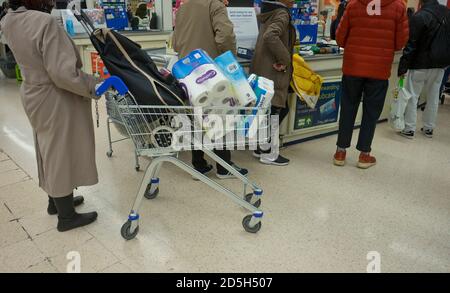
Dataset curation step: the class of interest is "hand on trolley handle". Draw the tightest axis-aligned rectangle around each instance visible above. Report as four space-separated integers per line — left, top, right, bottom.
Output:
96 76 129 97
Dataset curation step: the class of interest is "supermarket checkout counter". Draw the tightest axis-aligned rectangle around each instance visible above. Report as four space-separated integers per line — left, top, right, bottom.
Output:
148 51 401 146
222 52 399 145
280 52 402 145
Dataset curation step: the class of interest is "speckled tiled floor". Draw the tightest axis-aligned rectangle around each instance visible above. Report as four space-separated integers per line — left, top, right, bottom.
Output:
0 76 449 273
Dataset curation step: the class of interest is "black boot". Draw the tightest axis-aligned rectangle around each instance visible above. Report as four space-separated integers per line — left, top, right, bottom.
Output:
47 195 84 215
53 194 98 232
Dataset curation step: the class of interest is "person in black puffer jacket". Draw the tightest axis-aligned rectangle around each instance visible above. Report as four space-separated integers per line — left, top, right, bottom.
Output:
398 0 450 139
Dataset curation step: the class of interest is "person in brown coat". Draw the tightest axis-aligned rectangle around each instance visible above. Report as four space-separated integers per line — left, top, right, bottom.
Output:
173 0 248 179
250 0 296 166
0 0 100 232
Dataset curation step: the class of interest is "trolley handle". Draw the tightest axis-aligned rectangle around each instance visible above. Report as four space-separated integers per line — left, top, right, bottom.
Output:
96 76 129 96
70 2 95 31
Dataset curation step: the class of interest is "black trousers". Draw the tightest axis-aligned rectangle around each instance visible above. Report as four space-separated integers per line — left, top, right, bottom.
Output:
192 149 231 174
336 75 388 153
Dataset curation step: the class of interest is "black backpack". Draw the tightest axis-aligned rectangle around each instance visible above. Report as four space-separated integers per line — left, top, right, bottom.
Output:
424 6 450 67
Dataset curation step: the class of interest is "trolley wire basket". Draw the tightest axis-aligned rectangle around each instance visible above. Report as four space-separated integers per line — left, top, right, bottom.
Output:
97 76 273 239
70 7 272 237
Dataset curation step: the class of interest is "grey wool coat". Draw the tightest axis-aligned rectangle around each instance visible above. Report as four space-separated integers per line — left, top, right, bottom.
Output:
1 7 100 197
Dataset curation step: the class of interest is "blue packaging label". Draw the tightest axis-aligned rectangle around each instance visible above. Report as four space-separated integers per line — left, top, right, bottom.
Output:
214 51 247 82
172 49 214 80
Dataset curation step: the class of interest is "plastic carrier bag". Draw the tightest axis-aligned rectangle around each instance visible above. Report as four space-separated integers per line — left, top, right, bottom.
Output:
389 77 410 131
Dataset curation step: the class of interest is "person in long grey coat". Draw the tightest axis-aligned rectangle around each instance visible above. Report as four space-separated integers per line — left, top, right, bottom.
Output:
250 0 296 166
0 0 100 232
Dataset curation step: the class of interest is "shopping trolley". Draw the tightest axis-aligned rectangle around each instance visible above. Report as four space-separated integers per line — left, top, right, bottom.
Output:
96 76 271 239
71 7 182 172
105 92 142 169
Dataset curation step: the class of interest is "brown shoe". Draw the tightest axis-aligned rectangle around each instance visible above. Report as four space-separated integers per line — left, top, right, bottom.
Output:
357 153 377 169
333 150 346 166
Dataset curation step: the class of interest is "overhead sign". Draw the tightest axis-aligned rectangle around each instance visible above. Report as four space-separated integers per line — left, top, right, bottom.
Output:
227 7 259 58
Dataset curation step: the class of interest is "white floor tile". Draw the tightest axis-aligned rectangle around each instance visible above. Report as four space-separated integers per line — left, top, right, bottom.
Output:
0 78 449 272
0 160 19 173
33 228 93 258
0 180 48 218
49 238 119 273
0 221 29 249
0 169 30 189
0 239 45 272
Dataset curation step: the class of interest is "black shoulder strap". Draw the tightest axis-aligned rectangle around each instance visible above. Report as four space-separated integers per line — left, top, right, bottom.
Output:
422 8 444 50
422 7 445 26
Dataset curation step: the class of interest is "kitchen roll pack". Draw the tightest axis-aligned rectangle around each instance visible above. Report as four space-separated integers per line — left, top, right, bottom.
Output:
172 49 234 107
214 51 257 107
241 74 275 138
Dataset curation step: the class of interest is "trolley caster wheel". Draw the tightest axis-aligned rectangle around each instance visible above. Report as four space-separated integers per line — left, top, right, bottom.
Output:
106 151 113 158
135 166 140 172
121 220 139 240
244 193 261 208
144 184 159 199
242 215 261 233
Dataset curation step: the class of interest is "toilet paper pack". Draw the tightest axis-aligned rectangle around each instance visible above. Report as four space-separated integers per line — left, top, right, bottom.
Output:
214 51 257 107
172 49 234 107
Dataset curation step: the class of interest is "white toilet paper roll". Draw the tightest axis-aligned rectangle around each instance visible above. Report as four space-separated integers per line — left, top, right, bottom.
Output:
205 110 237 140
180 63 233 107
211 79 233 98
232 82 257 106
203 113 224 142
190 89 211 106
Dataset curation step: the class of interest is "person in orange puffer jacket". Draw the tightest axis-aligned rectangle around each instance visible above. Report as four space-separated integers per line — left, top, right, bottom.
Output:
333 0 409 169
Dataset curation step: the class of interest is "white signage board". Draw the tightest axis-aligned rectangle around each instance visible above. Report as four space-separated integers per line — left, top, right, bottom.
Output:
227 7 259 54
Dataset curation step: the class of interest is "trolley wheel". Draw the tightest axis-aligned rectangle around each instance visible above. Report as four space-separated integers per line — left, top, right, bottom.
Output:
242 215 261 233
244 193 261 208
144 184 159 199
106 151 113 158
135 166 140 172
121 220 139 240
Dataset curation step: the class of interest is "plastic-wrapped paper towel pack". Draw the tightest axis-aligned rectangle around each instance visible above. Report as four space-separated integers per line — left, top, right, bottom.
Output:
214 51 257 107
241 74 275 139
